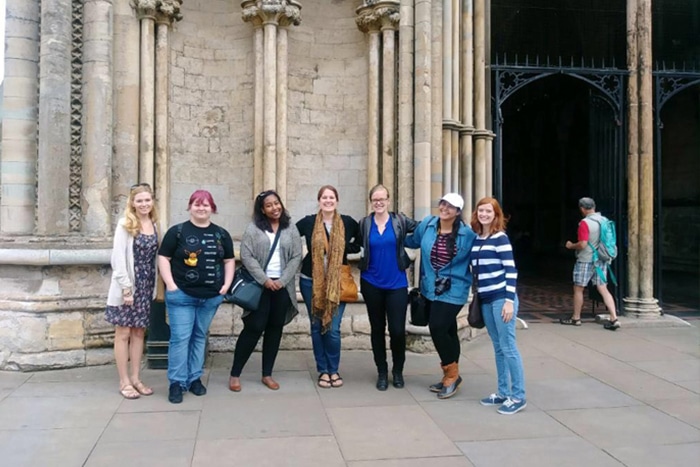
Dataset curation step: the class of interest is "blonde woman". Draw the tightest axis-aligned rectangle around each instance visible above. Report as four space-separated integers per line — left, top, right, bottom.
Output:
106 183 160 399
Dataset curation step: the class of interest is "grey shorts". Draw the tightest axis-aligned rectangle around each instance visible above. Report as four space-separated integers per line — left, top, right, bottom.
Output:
573 261 607 286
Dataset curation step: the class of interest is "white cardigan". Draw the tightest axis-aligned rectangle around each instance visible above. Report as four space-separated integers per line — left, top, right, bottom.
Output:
107 219 158 307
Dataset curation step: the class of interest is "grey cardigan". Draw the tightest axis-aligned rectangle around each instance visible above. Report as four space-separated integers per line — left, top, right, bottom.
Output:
239 222 303 324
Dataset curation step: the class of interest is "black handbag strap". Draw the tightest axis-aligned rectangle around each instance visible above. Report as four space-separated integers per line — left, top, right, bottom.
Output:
263 229 282 270
473 235 491 288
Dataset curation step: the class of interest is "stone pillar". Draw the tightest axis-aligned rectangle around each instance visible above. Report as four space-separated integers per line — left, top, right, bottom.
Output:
381 11 399 204
441 0 453 194
242 0 301 195
430 0 443 208
460 0 474 211
397 0 414 215
37 0 72 235
473 0 487 201
276 25 289 201
154 1 183 227
113 0 141 223
625 0 661 316
413 0 431 220
1 0 40 234
366 25 380 191
134 1 156 188
625 0 639 300
81 0 114 236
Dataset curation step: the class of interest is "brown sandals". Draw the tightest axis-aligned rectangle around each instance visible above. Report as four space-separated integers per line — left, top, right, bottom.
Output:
119 384 140 399
132 381 153 396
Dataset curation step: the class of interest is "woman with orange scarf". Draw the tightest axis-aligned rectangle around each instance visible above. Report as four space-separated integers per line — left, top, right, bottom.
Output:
296 185 361 388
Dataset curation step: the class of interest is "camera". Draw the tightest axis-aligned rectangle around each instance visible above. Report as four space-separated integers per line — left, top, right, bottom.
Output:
434 276 451 295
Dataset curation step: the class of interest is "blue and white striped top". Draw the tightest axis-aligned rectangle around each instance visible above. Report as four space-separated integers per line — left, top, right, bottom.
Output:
471 231 518 304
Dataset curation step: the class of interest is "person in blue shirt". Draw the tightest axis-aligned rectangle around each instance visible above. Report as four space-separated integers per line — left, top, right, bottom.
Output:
470 197 526 415
404 193 476 399
358 184 417 391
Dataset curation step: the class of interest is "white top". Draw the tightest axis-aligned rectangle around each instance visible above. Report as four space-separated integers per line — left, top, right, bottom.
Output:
265 230 282 278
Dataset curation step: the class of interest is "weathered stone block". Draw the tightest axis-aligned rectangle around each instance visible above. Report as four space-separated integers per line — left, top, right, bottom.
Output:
7 349 85 372
47 312 84 351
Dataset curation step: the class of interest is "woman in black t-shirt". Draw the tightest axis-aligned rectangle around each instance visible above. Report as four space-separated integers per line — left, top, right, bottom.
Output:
158 190 235 404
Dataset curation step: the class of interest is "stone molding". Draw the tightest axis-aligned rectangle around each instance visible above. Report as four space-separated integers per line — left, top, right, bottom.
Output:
0 248 111 265
241 0 302 27
356 0 400 33
132 0 183 22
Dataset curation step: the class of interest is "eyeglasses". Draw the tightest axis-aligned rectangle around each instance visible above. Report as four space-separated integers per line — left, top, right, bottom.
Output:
371 198 389 204
130 183 151 190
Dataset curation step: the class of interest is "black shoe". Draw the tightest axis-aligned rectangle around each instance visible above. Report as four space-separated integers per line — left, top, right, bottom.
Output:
604 319 621 331
168 383 183 404
392 371 404 388
189 378 207 396
429 381 444 393
437 376 462 400
376 373 388 391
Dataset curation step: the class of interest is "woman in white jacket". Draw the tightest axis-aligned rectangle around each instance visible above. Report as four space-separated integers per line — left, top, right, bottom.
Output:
106 183 159 399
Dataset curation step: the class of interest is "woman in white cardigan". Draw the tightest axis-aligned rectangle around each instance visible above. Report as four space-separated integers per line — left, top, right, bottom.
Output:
106 183 159 399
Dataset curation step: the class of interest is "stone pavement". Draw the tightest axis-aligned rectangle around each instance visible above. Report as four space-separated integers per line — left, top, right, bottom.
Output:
1 323 699 467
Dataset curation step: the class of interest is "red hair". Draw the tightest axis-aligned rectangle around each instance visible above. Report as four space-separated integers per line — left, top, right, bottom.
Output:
188 190 218 213
470 197 508 235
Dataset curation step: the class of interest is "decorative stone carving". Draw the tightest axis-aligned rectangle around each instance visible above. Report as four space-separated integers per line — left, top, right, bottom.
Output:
131 0 157 18
69 0 84 232
241 0 302 27
356 0 399 33
157 0 183 23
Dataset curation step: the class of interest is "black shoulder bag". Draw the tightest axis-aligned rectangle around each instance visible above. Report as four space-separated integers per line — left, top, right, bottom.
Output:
226 229 281 311
468 239 487 329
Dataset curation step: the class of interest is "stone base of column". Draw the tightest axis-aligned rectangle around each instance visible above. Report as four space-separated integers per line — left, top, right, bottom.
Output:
623 296 663 317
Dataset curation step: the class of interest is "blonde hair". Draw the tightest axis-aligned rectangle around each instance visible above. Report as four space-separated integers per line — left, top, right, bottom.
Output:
123 185 158 236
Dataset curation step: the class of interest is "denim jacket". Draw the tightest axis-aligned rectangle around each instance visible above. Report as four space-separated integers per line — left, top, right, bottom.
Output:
404 215 476 305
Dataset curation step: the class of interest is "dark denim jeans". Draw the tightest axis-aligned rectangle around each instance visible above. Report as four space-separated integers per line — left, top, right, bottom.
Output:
299 276 346 374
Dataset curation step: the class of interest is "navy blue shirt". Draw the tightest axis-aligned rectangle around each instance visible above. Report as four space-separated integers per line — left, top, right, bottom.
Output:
360 219 408 290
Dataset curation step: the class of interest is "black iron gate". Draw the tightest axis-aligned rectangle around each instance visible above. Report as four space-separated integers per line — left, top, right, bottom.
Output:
653 68 700 303
493 58 627 300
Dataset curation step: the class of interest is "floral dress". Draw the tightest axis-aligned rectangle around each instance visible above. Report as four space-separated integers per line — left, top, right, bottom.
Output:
105 233 158 328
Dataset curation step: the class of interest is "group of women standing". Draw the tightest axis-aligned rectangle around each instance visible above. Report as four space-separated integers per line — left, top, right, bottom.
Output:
107 183 526 414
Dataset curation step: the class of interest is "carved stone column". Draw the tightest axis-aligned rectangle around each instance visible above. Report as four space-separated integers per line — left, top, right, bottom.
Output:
357 1 400 205
81 0 114 236
624 0 661 316
0 0 40 234
242 1 301 196
460 0 475 212
472 0 487 201
430 0 443 207
397 0 415 216
37 0 72 234
413 0 432 220
155 1 182 228
134 0 157 188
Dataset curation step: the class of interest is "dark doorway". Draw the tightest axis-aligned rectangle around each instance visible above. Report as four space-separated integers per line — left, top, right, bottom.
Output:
495 74 625 319
658 85 700 313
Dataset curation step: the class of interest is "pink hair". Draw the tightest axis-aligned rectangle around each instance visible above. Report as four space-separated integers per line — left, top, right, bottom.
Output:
188 190 218 213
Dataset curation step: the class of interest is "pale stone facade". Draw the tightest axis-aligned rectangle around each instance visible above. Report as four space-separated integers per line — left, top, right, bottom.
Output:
0 0 661 370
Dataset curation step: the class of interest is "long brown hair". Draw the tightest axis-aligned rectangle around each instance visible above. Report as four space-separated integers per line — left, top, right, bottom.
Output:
470 197 508 236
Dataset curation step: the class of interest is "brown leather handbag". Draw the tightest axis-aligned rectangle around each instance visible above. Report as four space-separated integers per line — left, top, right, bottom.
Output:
339 265 358 302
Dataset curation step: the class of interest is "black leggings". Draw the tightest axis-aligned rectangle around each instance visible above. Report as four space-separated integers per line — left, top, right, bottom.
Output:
428 300 463 366
230 287 290 377
360 279 408 373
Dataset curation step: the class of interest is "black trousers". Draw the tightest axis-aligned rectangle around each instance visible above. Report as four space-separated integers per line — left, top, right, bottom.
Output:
360 278 408 374
230 287 289 377
428 300 463 366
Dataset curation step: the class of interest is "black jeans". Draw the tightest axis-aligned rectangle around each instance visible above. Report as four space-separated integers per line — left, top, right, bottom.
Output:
428 300 463 366
230 287 289 377
360 279 408 374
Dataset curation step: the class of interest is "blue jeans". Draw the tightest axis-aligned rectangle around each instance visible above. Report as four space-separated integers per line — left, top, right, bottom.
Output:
300 276 346 375
165 288 224 388
481 296 526 401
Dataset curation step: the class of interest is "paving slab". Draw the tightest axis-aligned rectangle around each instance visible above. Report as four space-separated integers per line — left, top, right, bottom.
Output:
456 436 624 467
193 436 345 467
0 395 120 430
85 439 196 467
605 442 700 467
0 427 101 467
328 405 461 461
100 411 201 443
348 456 474 467
526 377 642 410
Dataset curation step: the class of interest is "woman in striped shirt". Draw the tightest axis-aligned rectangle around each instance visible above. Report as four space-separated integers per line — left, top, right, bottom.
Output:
470 197 526 415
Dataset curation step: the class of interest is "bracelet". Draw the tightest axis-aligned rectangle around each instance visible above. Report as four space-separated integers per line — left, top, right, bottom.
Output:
122 291 133 298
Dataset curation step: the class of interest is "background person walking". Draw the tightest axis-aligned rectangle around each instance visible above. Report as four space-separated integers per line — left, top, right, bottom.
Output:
562 197 620 330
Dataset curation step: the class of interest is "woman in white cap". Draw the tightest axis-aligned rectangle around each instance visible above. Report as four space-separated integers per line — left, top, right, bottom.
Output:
404 193 476 399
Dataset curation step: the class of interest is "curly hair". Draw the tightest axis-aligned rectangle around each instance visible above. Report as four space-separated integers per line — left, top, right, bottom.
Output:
123 184 158 237
253 190 291 232
469 197 508 236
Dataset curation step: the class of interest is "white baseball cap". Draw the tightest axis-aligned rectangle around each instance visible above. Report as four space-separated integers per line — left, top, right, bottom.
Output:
439 193 464 210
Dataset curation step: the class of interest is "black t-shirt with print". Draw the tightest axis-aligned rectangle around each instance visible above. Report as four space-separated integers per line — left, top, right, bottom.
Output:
159 221 235 299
